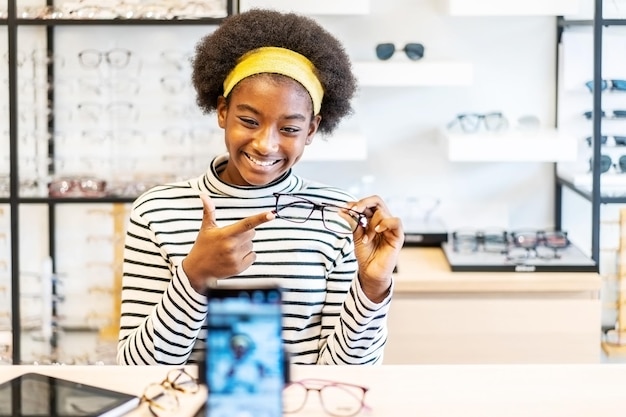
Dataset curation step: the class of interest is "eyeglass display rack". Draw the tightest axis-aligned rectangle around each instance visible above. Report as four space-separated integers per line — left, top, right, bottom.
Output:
2 0 235 364
555 0 626 266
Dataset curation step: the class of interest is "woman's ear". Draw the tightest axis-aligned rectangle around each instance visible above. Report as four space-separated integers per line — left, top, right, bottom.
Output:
217 96 228 128
306 114 322 145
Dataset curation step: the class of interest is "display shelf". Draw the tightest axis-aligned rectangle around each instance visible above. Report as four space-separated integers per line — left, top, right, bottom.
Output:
441 242 597 273
442 129 577 162
239 0 370 15
301 133 367 161
353 61 473 87
14 17 228 26
557 168 626 204
444 0 579 16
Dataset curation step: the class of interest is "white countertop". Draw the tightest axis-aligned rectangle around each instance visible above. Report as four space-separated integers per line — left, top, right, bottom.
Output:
2 363 626 416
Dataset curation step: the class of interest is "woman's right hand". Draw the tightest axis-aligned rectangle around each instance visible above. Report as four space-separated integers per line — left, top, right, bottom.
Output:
182 194 275 293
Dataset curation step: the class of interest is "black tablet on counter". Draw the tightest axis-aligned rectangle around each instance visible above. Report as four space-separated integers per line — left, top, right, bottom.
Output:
0 372 140 417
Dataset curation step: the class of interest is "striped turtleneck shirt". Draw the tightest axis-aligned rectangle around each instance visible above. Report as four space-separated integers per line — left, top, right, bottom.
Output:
117 154 392 366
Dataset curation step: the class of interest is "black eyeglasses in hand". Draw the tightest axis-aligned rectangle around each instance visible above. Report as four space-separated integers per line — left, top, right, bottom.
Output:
284 379 371 416
273 193 367 234
375 43 424 60
141 368 199 417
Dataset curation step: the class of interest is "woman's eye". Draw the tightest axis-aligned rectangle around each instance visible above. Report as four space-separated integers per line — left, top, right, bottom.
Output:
282 126 301 134
240 117 258 126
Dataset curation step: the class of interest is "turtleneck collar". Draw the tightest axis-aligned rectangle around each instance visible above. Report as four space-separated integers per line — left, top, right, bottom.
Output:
194 154 305 198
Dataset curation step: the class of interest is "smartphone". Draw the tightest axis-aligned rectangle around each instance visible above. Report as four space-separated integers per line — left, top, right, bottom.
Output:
202 285 284 417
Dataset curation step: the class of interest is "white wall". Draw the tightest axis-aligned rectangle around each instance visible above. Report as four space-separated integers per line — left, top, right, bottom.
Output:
293 0 559 231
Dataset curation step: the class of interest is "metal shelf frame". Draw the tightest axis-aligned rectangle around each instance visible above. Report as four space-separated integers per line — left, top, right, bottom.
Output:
3 0 234 364
555 0 626 264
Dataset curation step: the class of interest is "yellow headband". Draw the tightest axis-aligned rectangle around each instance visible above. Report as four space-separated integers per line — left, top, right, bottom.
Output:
223 46 324 115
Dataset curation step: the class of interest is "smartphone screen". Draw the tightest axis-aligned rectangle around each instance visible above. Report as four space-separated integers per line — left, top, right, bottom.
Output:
204 286 284 417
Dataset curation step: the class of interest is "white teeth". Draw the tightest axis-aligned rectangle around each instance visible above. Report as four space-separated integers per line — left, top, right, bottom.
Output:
247 154 276 166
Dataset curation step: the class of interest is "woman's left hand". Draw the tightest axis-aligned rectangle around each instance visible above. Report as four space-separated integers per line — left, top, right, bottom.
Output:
347 195 404 303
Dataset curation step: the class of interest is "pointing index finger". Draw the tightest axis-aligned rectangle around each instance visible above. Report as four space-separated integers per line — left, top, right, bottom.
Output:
229 210 276 233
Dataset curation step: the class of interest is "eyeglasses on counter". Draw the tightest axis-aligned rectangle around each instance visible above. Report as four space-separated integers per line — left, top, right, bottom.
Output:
141 368 199 417
284 379 371 416
452 229 571 261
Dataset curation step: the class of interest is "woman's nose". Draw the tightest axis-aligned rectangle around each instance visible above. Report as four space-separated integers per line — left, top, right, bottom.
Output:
253 127 280 153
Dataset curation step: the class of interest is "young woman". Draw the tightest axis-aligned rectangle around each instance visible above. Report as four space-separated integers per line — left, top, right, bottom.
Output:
117 9 404 366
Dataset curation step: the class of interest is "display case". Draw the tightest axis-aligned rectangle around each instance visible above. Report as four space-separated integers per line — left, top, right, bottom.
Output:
4 0 234 364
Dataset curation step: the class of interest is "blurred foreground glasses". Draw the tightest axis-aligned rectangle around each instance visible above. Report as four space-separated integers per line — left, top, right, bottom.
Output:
590 154 626 174
585 79 626 92
447 112 508 133
141 368 199 417
273 193 367 234
284 379 370 416
375 43 424 60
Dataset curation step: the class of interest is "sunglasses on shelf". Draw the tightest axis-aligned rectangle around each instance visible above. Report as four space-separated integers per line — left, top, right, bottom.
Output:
375 43 425 61
585 79 626 92
589 154 626 174
585 135 626 147
583 110 626 120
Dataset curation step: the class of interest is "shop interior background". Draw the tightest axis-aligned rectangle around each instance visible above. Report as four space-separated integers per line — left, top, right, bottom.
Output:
1 0 626 363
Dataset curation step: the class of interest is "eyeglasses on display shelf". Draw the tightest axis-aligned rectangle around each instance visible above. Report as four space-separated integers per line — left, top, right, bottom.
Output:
48 176 108 198
375 42 425 61
78 48 132 69
160 75 191 95
283 379 371 416
583 109 626 120
17 1 228 20
585 79 626 92
76 101 139 123
273 193 368 234
447 112 509 133
452 229 509 254
78 76 141 96
589 154 626 174
506 230 570 262
160 49 193 72
585 135 626 147
141 368 199 417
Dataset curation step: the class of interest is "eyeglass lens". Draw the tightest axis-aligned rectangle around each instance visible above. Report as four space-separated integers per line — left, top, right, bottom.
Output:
283 381 366 416
589 155 626 173
375 43 424 61
274 194 361 234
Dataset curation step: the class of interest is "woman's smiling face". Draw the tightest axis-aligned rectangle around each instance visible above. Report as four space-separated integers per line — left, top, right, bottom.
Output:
216 74 321 186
